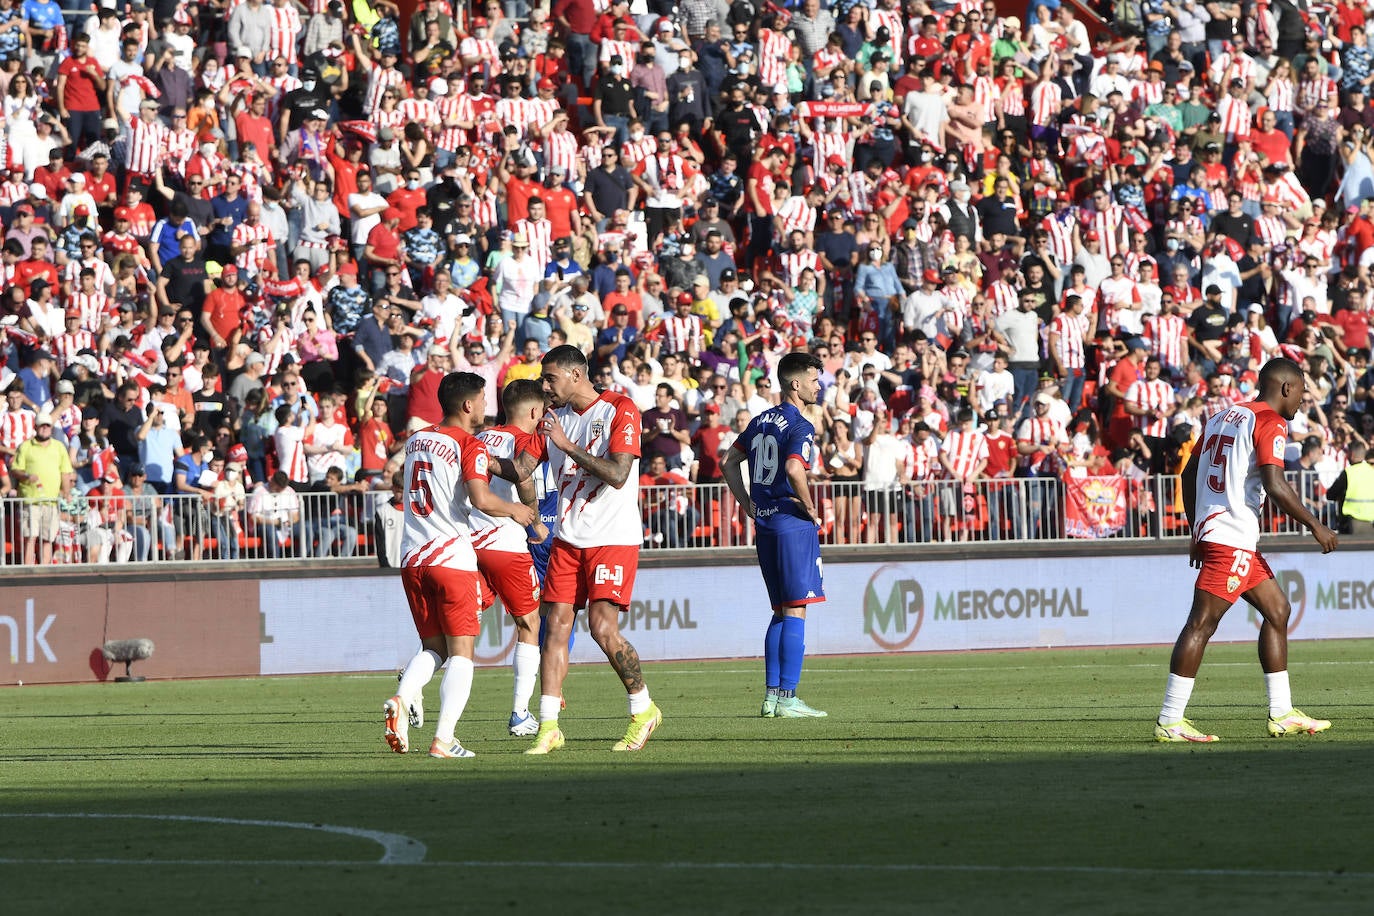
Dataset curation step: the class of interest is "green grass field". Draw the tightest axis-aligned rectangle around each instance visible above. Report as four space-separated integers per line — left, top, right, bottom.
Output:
4 642 1374 915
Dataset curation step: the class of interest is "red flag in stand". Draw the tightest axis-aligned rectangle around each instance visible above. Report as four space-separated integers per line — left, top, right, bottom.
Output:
1062 473 1128 538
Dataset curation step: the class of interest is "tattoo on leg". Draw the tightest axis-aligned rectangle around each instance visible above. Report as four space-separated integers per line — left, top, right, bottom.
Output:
611 641 645 693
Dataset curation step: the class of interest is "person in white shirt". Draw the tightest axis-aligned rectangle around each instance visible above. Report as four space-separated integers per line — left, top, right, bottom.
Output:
492 233 542 327
346 170 387 260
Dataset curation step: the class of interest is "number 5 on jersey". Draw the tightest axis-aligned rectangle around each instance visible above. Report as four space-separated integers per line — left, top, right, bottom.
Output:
409 459 434 517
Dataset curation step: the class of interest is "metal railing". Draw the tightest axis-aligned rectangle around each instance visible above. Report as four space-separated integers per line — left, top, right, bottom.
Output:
0 471 1335 567
0 489 386 567
637 470 1335 550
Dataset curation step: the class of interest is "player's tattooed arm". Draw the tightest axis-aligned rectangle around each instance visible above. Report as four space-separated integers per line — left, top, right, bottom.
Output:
612 642 646 693
492 450 539 483
563 446 635 489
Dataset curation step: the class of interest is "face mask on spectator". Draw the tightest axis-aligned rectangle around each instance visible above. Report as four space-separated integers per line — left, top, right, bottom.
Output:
611 64 624 75
407 179 420 190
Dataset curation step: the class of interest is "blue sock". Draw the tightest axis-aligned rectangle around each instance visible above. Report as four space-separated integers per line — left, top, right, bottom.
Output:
779 616 805 692
764 615 784 689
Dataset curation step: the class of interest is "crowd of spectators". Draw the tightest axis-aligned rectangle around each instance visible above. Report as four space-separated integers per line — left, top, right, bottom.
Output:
0 0 1373 562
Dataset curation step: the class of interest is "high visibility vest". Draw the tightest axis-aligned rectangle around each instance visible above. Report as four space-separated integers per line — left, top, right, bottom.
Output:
1343 462 1374 523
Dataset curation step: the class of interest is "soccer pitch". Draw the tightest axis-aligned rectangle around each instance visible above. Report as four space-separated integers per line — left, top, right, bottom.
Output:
4 643 1374 915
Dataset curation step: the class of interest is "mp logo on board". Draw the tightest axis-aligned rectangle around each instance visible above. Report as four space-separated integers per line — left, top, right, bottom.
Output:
864 564 923 650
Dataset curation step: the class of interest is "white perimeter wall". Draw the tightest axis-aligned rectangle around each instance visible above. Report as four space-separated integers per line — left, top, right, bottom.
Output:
259 552 1374 675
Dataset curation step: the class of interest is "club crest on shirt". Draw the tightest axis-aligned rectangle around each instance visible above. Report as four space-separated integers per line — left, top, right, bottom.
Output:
590 420 605 442
1227 574 1241 594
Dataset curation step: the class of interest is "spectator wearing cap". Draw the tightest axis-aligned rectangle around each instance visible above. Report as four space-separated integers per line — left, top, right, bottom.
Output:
363 206 403 294
201 264 246 352
54 172 97 231
16 347 54 408
1188 285 1231 371
69 403 109 492
4 205 43 258
595 304 637 367
157 233 210 321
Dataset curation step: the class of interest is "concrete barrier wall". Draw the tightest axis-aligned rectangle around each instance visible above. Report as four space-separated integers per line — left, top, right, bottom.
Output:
5 548 1373 685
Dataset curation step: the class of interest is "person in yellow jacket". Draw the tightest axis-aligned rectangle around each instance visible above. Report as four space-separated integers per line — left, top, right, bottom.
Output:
1326 443 1374 536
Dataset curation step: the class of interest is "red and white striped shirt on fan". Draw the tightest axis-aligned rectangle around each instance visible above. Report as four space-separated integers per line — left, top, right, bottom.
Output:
65 290 110 334
1049 310 1091 370
1030 81 1062 127
125 116 168 177
1125 377 1175 437
1144 312 1189 371
514 217 553 269
397 96 438 128
544 129 579 178
1084 205 1125 259
775 197 817 237
51 329 95 371
0 409 35 453
365 67 405 118
660 313 703 354
940 428 989 481
266 6 301 65
777 249 821 287
232 221 275 274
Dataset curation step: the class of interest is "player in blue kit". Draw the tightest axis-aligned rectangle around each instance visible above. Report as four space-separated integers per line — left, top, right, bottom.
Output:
722 351 828 718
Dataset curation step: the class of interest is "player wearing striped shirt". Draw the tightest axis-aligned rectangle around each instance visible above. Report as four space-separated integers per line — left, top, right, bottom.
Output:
1156 358 1337 743
1124 356 1177 471
384 373 537 760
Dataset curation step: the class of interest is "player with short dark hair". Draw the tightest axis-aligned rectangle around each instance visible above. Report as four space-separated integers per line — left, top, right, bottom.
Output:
383 372 537 759
472 378 553 737
524 345 663 754
1156 358 1338 743
722 352 829 718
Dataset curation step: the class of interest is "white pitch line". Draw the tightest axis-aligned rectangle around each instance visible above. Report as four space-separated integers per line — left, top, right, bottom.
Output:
0 813 425 865
0 857 1372 880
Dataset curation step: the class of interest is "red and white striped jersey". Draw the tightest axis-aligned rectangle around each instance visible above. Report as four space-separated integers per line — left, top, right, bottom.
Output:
65 290 110 334
1041 212 1076 265
165 127 197 178
939 428 989 480
776 196 817 236
397 96 439 130
621 133 656 167
514 217 553 269
544 129 579 178
0 408 35 452
1085 205 1126 259
273 424 308 483
264 74 301 122
987 278 1019 316
599 39 637 66
495 97 534 141
470 191 499 231
757 27 790 88
1144 312 1189 369
51 329 95 371
1030 80 1062 127
401 424 488 570
1122 251 1156 280
366 67 405 118
812 131 849 169
434 95 470 150
64 257 114 297
813 47 844 76
1192 401 1287 552
266 4 302 65
1098 275 1142 333
527 97 560 136
1049 310 1091 370
1266 76 1294 113
534 390 642 548
232 220 275 274
1014 415 1067 469
906 434 938 481
972 74 998 123
1125 377 1175 437
0 177 26 207
1216 95 1251 143
869 9 903 61
1209 51 1255 87
1296 74 1336 113
102 229 144 260
460 35 500 71
125 116 168 176
1132 79 1164 108
1254 214 1288 248
660 312 703 354
777 248 820 287
998 77 1025 118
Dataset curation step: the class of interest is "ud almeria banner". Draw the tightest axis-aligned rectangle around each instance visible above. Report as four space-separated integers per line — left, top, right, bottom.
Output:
1062 474 1129 539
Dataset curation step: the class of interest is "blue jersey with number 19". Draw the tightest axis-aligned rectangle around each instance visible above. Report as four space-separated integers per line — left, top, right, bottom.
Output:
732 402 817 532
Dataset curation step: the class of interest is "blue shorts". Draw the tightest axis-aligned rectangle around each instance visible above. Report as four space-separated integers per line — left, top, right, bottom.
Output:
755 524 825 610
528 521 554 585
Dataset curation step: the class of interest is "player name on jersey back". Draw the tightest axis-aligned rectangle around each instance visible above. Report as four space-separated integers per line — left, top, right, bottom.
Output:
401 425 487 570
1193 402 1286 553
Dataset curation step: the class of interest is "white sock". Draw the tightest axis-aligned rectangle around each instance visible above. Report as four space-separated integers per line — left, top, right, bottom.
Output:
396 649 441 707
1265 670 1292 718
1159 674 1195 724
433 656 474 744
539 693 562 724
628 687 652 716
512 642 540 716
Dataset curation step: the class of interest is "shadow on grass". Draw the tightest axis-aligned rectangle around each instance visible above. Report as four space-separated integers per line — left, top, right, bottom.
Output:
4 745 1373 915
